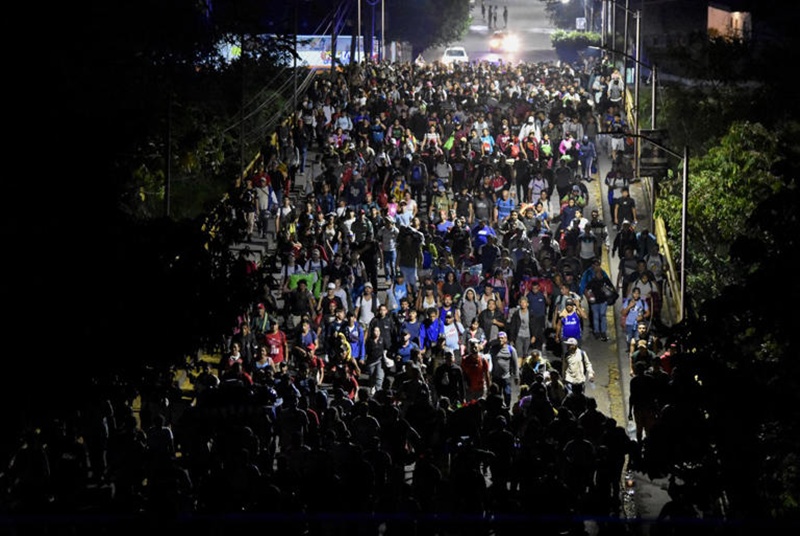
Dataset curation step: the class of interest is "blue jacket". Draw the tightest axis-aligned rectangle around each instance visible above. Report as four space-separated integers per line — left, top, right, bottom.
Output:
419 318 445 350
340 323 365 360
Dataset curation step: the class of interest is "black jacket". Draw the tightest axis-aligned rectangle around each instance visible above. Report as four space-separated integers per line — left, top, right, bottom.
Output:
507 307 535 341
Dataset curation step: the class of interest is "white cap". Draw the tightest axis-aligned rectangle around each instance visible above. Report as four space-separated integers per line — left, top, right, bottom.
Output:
565 337 578 345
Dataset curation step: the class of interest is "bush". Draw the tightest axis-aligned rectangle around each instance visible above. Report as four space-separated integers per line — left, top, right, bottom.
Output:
551 30 601 49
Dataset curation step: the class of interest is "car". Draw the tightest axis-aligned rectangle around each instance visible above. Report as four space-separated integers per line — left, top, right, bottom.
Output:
441 46 470 65
488 30 521 53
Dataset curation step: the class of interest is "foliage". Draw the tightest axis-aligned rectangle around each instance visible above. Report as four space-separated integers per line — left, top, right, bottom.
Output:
660 177 800 521
550 29 601 50
656 122 785 304
384 0 471 56
14 0 297 395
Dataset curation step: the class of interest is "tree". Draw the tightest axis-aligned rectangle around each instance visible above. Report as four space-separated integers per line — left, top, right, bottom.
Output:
652 171 800 523
6 0 297 411
384 0 471 57
656 121 785 306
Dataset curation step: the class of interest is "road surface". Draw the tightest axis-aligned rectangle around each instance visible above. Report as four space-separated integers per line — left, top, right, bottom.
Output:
423 0 558 65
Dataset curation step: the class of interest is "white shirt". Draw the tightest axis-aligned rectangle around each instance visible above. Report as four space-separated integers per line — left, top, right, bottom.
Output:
563 348 594 385
356 294 379 326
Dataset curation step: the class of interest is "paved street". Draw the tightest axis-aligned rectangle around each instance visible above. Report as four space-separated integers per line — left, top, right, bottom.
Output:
424 0 558 64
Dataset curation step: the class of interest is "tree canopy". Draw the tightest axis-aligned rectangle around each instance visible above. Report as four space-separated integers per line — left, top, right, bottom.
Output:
656 121 786 302
384 0 471 56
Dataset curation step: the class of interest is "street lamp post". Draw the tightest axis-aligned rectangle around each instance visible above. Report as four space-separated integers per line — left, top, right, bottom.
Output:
632 9 640 178
680 144 688 322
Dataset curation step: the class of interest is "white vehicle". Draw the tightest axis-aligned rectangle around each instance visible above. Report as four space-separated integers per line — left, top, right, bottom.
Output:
441 46 470 65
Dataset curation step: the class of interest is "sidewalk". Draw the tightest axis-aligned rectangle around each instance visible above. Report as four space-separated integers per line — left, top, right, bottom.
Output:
593 136 672 533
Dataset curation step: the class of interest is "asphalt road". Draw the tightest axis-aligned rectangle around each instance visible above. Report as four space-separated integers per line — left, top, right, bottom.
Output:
423 0 558 65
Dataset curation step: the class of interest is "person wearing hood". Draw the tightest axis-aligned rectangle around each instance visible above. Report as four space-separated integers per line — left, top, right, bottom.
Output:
578 135 597 181
460 287 480 328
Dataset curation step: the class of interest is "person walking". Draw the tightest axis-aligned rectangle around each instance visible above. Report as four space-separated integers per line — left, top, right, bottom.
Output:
555 298 588 355
462 338 491 402
561 338 595 394
579 136 597 181
364 325 390 395
488 331 520 407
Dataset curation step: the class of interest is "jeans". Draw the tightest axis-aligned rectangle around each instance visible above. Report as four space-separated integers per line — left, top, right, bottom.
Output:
582 157 595 178
493 376 513 407
399 265 418 290
383 249 397 280
299 145 308 173
590 301 608 335
365 360 385 393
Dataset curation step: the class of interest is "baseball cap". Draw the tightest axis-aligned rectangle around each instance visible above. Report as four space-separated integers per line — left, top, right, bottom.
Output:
257 303 265 309
327 283 336 290
498 331 507 338
364 282 373 289
566 298 575 306
565 337 578 345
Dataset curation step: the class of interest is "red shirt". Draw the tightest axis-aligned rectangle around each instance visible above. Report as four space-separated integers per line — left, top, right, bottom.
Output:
264 330 287 364
461 353 489 393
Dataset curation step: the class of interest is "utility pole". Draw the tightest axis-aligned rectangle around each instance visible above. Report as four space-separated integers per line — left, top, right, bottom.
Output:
680 145 689 322
165 92 171 217
293 1 298 115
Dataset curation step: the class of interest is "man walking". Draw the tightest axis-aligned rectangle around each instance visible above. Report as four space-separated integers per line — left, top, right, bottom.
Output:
561 338 595 394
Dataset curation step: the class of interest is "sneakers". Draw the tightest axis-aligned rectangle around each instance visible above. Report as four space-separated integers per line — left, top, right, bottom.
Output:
601 333 609 342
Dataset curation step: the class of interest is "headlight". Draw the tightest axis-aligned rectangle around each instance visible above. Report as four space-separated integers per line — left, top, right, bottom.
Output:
504 34 521 52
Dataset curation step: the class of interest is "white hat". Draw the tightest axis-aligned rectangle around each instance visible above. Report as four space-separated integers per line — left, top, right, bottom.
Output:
327 283 336 290
565 337 578 345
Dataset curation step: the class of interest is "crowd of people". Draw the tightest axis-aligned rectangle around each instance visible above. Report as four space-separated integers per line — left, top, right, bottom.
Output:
3 55 684 532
